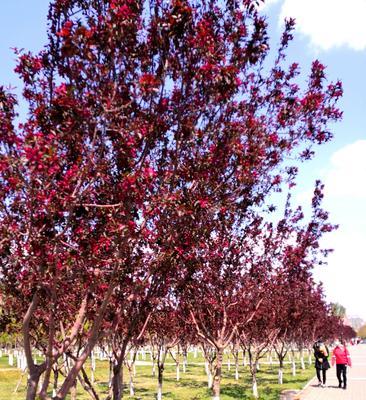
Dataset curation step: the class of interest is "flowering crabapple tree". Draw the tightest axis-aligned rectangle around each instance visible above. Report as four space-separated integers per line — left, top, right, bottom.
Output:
238 288 281 399
258 182 337 383
0 0 342 398
184 225 269 399
145 304 182 400
97 252 168 400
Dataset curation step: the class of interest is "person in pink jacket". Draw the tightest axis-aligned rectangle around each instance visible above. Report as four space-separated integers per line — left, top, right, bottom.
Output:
331 339 352 389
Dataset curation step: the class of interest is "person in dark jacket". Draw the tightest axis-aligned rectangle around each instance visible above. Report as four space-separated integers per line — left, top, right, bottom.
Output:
313 340 330 387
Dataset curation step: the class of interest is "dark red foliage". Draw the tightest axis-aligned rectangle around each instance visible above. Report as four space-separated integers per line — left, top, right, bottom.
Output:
0 1 343 399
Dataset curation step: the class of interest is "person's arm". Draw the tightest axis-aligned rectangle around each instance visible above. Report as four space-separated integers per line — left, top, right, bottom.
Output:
331 349 336 366
346 348 352 367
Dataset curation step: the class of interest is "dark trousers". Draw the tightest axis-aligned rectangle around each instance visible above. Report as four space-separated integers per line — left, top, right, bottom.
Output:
316 368 327 384
336 364 347 387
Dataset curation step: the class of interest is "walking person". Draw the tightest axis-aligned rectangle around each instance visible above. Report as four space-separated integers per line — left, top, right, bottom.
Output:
332 339 352 389
313 340 330 387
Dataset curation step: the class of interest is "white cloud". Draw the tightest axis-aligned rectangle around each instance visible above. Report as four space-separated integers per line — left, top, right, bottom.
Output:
316 229 366 320
323 140 366 199
295 140 366 320
261 0 366 51
315 141 366 319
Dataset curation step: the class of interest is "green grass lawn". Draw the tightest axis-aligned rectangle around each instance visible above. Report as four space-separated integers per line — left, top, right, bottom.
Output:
0 353 315 399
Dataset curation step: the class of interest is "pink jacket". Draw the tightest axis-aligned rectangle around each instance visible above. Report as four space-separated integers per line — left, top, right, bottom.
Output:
331 346 352 367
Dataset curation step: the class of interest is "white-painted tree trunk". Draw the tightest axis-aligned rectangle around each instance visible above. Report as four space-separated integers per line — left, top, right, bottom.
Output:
300 352 305 370
157 382 162 400
176 364 180 381
208 371 213 388
278 368 283 385
252 378 258 399
292 360 296 376
194 347 198 358
235 364 239 380
227 355 231 371
21 354 27 371
152 362 156 377
308 352 312 366
129 373 134 396
9 352 13 366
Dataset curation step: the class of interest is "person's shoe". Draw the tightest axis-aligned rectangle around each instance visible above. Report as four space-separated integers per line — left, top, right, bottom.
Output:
343 385 347 390
318 381 322 387
338 382 342 388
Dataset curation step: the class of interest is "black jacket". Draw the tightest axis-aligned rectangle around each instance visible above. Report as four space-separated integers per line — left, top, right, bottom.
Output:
313 343 330 370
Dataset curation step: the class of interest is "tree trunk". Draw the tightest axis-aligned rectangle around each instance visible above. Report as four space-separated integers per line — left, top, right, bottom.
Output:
278 368 283 385
278 358 284 385
235 357 239 380
54 283 115 399
212 348 223 400
77 367 100 400
233 349 239 380
70 379 77 400
207 370 213 389
183 349 187 373
53 367 59 398
129 367 134 396
291 350 296 376
176 362 180 381
112 341 129 400
23 294 45 400
252 371 258 399
108 360 113 388
157 365 164 400
300 349 305 370
26 369 42 400
242 349 247 367
111 363 124 400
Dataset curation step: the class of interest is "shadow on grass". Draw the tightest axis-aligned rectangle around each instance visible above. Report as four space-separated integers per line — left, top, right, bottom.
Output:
220 383 249 398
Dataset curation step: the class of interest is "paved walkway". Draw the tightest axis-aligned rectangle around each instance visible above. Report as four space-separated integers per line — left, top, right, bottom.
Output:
299 344 366 399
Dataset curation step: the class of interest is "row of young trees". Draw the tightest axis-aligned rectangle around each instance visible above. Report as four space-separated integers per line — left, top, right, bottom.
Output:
0 275 355 400
1 277 356 399
0 0 349 399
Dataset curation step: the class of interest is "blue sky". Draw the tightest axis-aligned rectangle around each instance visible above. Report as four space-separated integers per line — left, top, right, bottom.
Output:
1 1 365 320
262 0 366 321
